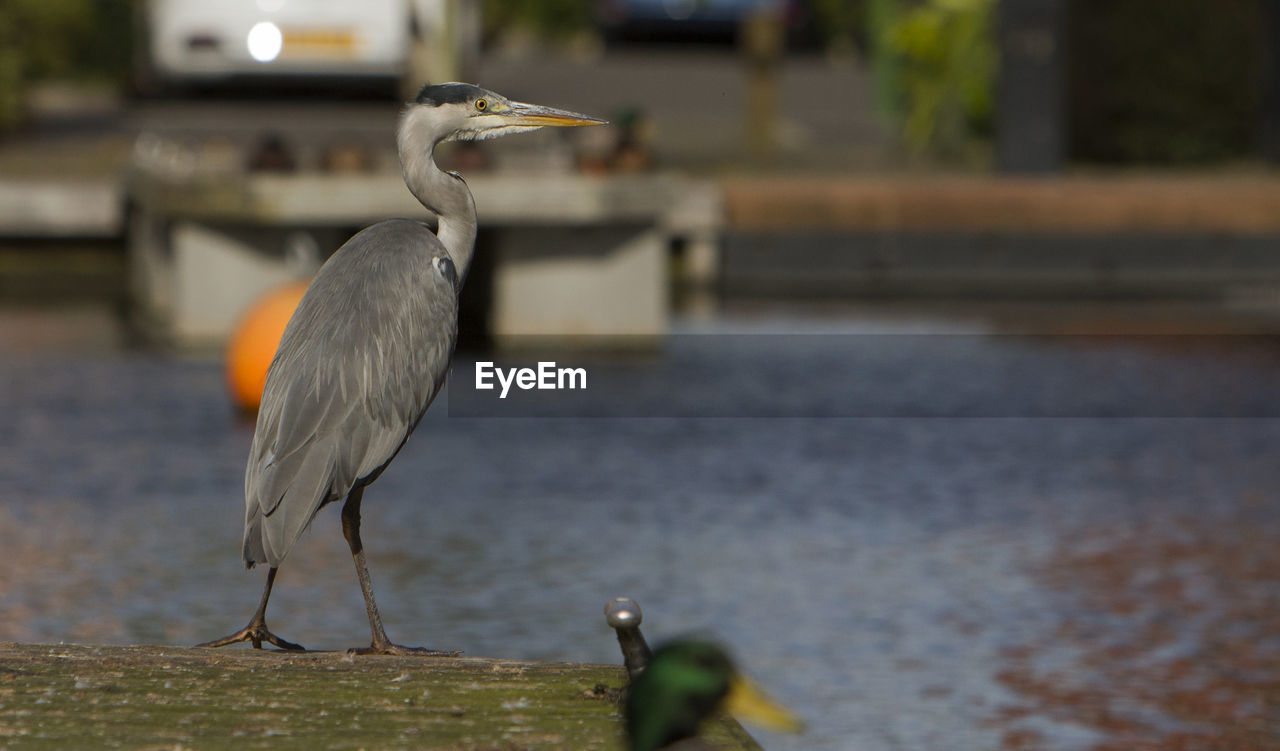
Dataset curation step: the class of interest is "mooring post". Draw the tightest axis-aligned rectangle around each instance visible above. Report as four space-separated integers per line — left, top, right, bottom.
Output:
1261 0 1280 163
996 0 1068 173
741 6 784 161
605 597 652 678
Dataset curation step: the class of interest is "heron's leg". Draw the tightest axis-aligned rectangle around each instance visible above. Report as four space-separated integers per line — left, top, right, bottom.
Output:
340 487 458 657
195 567 305 651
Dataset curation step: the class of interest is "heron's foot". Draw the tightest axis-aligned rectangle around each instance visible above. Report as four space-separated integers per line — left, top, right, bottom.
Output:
347 643 461 657
195 622 306 651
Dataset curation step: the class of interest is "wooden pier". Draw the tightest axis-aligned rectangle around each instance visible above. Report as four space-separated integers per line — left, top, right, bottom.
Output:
123 169 714 346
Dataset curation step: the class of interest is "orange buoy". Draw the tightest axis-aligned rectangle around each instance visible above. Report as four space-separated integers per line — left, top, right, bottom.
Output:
225 278 311 412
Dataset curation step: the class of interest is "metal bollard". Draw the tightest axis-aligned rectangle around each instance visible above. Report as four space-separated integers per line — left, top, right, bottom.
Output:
605 597 652 678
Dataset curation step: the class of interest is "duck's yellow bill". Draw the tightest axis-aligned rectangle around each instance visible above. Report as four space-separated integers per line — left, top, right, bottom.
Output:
725 675 804 733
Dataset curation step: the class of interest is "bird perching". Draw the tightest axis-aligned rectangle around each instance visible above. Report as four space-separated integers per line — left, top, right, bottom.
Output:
626 640 803 751
198 83 604 655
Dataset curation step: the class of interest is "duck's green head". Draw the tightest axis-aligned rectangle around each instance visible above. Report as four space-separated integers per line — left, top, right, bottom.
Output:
625 639 801 751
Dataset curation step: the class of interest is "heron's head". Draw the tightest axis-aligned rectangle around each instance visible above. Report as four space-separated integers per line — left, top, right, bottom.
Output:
404 82 604 145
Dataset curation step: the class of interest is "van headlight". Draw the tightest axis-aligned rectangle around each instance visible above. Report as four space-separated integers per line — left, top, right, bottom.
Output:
247 22 283 62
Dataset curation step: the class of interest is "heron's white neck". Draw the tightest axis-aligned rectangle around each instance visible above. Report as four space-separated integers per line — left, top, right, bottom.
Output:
397 106 479 281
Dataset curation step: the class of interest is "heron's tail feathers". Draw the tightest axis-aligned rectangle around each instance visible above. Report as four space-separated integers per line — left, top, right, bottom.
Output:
243 516 265 568
243 437 339 569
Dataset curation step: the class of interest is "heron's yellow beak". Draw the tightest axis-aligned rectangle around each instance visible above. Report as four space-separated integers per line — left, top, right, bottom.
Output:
501 101 607 128
724 674 804 733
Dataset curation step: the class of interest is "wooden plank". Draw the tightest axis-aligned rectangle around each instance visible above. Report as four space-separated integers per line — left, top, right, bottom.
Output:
0 643 762 751
723 176 1280 234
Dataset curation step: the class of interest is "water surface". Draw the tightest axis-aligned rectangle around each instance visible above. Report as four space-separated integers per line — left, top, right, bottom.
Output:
2 315 1278 750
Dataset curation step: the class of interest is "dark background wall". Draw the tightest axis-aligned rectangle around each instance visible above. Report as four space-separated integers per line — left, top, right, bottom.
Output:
1066 0 1264 165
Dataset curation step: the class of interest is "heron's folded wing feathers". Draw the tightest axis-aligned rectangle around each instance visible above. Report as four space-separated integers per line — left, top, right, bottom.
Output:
240 219 458 569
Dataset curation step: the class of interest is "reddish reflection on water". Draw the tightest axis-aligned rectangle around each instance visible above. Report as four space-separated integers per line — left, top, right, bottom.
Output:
992 512 1280 750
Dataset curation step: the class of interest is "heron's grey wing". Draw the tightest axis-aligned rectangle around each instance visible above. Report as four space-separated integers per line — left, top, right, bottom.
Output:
243 219 459 568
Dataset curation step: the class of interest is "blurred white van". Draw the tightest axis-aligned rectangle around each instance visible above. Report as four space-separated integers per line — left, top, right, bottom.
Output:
138 0 473 94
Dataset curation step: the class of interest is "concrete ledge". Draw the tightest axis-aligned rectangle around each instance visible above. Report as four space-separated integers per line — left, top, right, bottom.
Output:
125 170 715 228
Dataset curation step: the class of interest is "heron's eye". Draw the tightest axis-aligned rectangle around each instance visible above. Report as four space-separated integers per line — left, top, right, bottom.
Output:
475 99 487 111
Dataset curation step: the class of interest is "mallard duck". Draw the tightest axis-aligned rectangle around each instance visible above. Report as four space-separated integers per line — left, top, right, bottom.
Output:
626 639 801 751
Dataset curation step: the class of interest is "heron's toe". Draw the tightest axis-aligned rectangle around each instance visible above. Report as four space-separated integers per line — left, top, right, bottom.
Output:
347 644 461 657
195 622 305 652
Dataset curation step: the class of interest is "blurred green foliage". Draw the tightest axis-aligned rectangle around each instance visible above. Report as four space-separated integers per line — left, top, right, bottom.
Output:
869 0 995 161
0 0 134 128
1068 0 1261 164
809 0 861 47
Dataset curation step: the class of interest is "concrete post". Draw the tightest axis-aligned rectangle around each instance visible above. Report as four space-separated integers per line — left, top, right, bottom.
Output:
1261 0 1280 163
741 7 784 161
996 0 1068 173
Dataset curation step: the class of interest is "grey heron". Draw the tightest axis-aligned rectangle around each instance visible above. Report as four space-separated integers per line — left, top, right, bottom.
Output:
198 83 603 655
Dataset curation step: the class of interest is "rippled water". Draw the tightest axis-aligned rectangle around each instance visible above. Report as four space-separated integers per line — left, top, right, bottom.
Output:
3 315 1279 750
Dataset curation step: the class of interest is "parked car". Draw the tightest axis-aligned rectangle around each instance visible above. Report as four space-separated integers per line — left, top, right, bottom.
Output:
594 0 810 44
